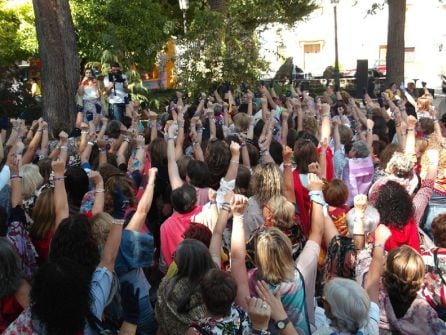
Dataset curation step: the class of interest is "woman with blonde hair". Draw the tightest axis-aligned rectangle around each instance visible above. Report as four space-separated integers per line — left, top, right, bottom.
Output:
378 245 446 333
230 174 327 333
19 164 43 201
243 162 284 238
245 195 306 269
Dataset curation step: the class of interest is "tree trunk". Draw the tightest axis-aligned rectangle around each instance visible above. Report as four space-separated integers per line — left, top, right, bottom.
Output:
32 0 79 136
386 0 406 87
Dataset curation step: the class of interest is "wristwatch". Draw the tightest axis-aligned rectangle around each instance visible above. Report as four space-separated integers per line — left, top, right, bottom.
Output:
275 318 290 330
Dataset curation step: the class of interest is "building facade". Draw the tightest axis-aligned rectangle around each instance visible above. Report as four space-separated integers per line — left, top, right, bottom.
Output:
259 0 446 87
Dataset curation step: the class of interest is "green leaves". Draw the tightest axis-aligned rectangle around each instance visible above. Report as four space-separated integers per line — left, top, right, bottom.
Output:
71 0 176 69
176 0 317 95
0 0 37 66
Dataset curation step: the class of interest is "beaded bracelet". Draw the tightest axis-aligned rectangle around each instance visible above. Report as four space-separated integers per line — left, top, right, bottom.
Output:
95 188 105 193
230 160 239 165
52 177 65 182
373 243 385 251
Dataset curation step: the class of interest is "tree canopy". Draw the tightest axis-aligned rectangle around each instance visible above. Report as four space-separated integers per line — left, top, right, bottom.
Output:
0 0 38 66
0 0 318 94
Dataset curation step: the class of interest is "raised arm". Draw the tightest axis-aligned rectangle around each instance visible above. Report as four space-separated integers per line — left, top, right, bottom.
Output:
283 146 296 203
225 141 240 182
366 119 374 155
280 109 289 147
52 158 69 230
99 216 123 272
175 108 186 160
259 119 274 164
131 135 146 174
365 225 391 304
57 131 69 163
206 104 217 141
22 120 44 164
89 171 105 216
9 144 22 208
405 116 417 157
125 168 157 232
167 124 183 190
40 121 49 158
307 173 326 246
414 149 439 223
260 86 277 110
209 191 232 268
81 134 96 165
351 194 368 250
229 195 250 310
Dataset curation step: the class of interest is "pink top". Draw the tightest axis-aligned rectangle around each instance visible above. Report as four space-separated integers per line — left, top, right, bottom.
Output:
160 206 203 267
196 187 209 207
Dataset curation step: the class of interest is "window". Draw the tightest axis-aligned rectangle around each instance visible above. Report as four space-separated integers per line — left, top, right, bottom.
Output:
304 43 321 54
300 41 324 72
378 45 416 63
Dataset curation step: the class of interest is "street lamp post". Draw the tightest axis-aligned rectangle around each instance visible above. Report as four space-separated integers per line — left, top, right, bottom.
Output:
331 0 340 91
179 0 189 34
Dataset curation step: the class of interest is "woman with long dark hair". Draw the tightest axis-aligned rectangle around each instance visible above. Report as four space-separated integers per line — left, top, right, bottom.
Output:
155 239 216 335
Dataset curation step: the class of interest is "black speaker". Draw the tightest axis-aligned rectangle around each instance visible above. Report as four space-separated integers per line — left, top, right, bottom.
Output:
356 59 368 98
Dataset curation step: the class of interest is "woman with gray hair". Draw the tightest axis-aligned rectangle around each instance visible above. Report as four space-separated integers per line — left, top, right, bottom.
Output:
368 151 418 204
313 224 391 335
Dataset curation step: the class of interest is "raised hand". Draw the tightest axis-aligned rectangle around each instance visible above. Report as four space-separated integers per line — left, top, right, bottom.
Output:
230 141 240 156
89 171 103 186
51 159 66 176
374 224 391 245
308 173 324 191
230 194 248 216
59 131 68 144
282 145 293 164
308 162 321 176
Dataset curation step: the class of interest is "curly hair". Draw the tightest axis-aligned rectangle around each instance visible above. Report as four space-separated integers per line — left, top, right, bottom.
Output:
205 139 230 190
375 180 414 229
385 152 414 179
378 143 403 171
49 215 100 277
0 238 23 299
249 162 284 207
383 245 425 306
31 259 92 335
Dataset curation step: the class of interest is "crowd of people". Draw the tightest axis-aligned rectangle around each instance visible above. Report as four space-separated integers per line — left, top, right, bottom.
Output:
2 61 446 335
